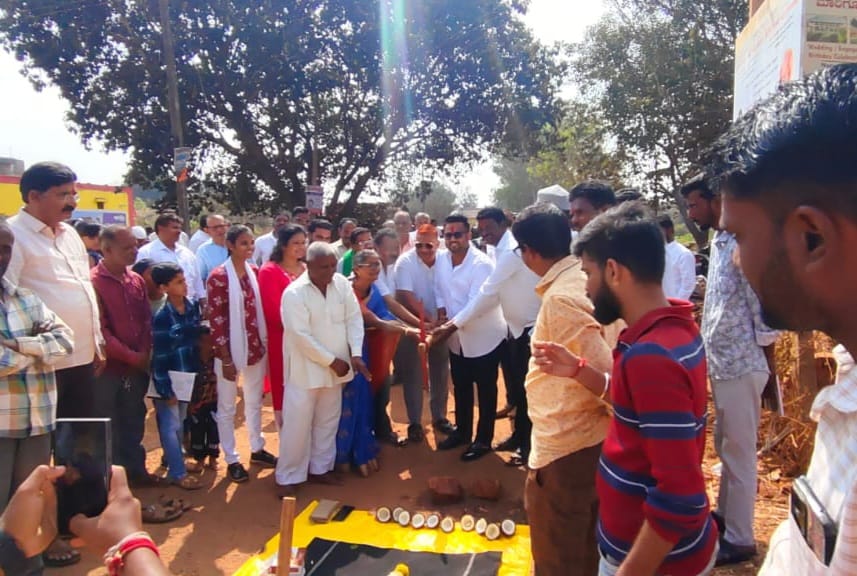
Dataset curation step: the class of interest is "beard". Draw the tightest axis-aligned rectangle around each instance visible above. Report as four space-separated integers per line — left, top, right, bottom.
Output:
756 245 801 331
591 282 623 326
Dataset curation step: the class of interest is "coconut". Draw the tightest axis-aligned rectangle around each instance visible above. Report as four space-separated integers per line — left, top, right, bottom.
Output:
460 514 475 532
440 516 455 533
397 509 411 527
475 518 488 535
485 523 501 541
376 507 392 523
426 514 440 529
501 519 516 537
392 507 405 523
411 512 426 529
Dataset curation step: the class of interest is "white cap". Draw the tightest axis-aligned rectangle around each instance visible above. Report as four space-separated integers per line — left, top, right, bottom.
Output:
131 225 148 240
536 184 570 212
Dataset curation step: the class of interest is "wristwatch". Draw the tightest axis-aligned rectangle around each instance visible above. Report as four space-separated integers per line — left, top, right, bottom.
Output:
0 530 28 575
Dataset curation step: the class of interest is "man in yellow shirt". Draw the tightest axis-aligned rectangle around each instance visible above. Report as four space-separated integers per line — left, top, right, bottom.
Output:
512 202 613 575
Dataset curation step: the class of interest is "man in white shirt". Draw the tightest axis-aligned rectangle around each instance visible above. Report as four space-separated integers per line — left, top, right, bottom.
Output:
331 218 357 259
6 161 105 568
438 207 541 467
252 212 291 265
432 214 507 461
396 225 455 443
137 212 206 303
708 63 857 574
188 214 211 253
659 215 696 300
275 242 369 497
393 210 415 254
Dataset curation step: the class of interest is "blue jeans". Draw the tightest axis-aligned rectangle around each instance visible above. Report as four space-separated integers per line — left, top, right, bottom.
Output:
154 399 188 480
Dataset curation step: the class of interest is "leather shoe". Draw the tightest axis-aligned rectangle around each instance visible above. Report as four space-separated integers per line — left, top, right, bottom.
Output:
495 404 515 419
493 435 520 452
461 442 492 462
715 540 757 567
407 424 424 442
433 419 458 436
436 434 465 451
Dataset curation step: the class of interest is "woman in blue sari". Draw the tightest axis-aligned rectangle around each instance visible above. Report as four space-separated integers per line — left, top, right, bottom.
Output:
337 249 420 477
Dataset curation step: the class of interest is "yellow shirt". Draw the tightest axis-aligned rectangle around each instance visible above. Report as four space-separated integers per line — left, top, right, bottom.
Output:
526 255 614 470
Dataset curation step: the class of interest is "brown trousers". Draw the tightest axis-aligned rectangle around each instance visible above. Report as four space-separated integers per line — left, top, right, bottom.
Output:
525 443 602 576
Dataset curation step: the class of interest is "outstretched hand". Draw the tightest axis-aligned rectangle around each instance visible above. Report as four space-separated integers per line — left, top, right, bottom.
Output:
532 341 582 379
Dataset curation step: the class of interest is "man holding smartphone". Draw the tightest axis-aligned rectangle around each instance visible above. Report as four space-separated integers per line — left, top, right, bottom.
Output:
0 222 74 572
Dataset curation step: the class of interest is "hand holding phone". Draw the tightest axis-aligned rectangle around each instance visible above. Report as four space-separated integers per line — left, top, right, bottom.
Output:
69 466 143 555
0 465 66 558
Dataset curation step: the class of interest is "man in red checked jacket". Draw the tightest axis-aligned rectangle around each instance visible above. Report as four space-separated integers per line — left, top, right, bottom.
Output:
534 202 718 576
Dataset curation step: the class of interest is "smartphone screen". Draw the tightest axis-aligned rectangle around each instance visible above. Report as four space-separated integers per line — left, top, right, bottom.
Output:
53 418 112 535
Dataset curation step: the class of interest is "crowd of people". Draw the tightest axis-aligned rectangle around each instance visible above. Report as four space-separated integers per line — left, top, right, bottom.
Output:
1 63 857 576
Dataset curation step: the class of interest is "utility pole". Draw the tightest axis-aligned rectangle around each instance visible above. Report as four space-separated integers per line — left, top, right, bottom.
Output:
158 0 190 230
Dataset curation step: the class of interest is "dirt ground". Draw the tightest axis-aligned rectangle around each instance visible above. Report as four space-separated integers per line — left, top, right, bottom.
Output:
54 379 788 575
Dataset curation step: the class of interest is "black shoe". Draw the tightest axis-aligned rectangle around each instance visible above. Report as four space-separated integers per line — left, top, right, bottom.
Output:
495 404 515 419
461 442 492 462
251 449 277 468
715 540 757 567
228 463 249 483
437 434 466 451
505 449 526 468
492 435 520 452
407 424 424 442
433 419 458 436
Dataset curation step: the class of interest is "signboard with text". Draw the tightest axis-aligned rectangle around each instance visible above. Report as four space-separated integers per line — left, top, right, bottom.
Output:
734 0 857 118
306 185 324 215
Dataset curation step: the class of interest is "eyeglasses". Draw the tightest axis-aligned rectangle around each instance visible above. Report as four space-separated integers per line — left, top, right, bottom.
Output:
357 261 382 270
415 243 436 250
443 231 465 240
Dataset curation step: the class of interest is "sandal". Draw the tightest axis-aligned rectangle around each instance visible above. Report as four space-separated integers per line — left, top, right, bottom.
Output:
42 539 80 567
184 460 204 474
170 475 203 490
160 496 193 512
206 456 219 470
142 501 183 524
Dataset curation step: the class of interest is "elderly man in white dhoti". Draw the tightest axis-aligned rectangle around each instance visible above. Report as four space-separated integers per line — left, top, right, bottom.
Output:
274 242 370 497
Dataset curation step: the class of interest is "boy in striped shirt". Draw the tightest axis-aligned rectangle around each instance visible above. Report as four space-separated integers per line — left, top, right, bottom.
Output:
534 202 718 575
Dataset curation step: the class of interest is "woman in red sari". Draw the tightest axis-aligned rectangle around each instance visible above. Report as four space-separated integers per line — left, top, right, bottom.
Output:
258 225 307 429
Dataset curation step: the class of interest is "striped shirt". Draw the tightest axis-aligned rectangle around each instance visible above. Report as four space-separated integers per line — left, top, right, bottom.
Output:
597 300 718 576
761 345 857 574
0 279 74 438
151 298 203 398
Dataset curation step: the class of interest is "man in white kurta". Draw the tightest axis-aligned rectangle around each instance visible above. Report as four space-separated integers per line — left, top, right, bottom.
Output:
275 242 367 495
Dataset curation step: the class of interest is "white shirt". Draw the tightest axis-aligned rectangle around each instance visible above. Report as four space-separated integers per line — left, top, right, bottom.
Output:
136 238 205 301
375 263 396 297
434 246 506 357
453 230 540 339
148 230 189 247
761 345 857 575
7 209 103 370
662 240 696 300
253 231 277 266
395 250 439 315
188 229 210 253
281 273 364 390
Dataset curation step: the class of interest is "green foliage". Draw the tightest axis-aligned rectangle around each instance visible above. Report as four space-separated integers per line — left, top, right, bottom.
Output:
491 158 545 211
573 0 747 245
0 0 562 213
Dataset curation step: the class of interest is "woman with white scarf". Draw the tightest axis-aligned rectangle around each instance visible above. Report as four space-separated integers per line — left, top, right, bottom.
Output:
206 225 276 484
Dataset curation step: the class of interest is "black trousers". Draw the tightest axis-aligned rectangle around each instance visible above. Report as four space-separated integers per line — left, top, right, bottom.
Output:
373 374 394 439
499 330 533 458
94 368 149 479
56 362 97 418
449 343 502 445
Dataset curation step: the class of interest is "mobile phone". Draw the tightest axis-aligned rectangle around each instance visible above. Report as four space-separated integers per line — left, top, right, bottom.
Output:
791 476 837 565
53 418 112 536
332 505 355 522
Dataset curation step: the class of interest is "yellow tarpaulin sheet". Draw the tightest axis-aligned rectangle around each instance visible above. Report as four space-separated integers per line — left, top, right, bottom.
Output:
234 501 531 575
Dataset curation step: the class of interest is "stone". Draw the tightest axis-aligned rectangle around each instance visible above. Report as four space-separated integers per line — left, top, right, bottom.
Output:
470 478 502 501
427 476 463 505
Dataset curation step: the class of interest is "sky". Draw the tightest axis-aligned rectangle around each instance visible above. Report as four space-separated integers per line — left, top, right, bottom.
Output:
0 0 606 203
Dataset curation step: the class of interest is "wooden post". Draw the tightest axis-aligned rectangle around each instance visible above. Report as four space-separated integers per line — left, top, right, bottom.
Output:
277 497 297 576
796 331 818 411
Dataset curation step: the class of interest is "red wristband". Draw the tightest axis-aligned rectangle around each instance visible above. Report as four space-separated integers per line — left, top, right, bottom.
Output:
570 357 587 379
105 535 160 576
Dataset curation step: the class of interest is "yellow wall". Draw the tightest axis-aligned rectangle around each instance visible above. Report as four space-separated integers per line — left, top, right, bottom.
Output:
0 176 134 224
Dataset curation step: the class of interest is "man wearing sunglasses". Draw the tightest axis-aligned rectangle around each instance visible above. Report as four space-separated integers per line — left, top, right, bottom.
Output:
432 214 507 461
434 207 540 467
